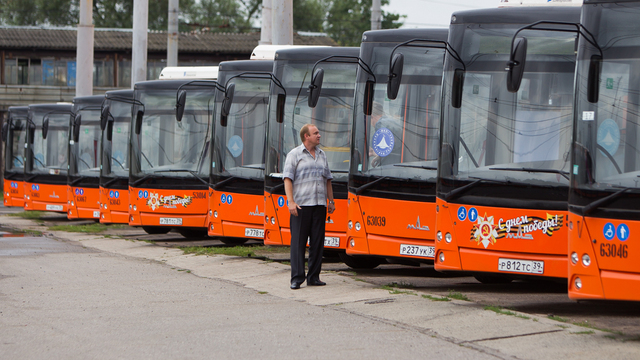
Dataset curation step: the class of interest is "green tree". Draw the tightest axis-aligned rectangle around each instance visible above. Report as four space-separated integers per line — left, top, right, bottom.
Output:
293 0 327 32
325 0 404 46
0 0 79 26
185 0 253 32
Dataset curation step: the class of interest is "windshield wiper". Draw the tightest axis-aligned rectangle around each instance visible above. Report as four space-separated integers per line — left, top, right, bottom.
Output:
330 170 349 173
442 177 508 202
355 176 407 195
213 175 253 190
131 174 161 187
582 187 631 216
489 167 570 180
70 176 89 186
153 169 208 186
394 164 437 170
238 165 265 170
102 177 123 188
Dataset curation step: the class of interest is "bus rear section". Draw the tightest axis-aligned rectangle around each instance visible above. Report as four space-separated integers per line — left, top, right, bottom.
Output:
344 29 448 269
129 80 213 237
435 6 580 282
568 0 640 301
99 90 134 224
24 104 72 213
3 106 28 207
207 60 274 243
264 47 359 252
67 95 104 220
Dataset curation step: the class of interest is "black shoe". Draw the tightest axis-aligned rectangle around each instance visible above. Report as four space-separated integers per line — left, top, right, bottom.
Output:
308 279 326 286
290 282 301 290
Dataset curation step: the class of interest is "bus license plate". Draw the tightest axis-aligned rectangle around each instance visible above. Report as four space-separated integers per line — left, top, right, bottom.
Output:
93 211 100 218
245 228 264 238
324 237 340 248
498 258 544 274
46 204 63 211
159 217 182 225
399 244 435 258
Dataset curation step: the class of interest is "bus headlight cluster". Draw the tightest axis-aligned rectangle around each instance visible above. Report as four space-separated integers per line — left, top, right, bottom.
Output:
350 239 355 247
355 222 361 231
574 277 582 290
133 205 137 211
582 254 591 267
211 224 215 230
439 252 445 263
348 220 353 230
209 210 213 216
436 231 442 242
71 201 74 206
130 216 134 222
445 233 452 243
271 217 275 225
214 211 218 218
571 252 578 264
265 215 269 224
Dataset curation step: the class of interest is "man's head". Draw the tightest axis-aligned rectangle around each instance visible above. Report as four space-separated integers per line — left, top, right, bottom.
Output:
300 123 321 147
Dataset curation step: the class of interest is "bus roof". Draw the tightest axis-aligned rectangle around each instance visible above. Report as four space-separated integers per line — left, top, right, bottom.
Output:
28 103 72 112
361 28 449 43
274 46 360 61
158 66 219 80
72 95 104 108
105 89 134 99
218 60 274 72
250 45 329 60
452 6 581 24
499 0 582 6
8 106 29 113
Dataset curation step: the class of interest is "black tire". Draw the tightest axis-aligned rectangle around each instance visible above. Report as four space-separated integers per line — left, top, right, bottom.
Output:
338 252 382 269
220 237 248 245
177 228 208 239
473 274 513 284
142 226 171 235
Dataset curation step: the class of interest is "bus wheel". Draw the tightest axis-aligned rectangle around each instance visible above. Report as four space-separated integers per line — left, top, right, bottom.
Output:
338 253 382 269
177 228 208 239
220 238 248 245
142 226 171 235
473 274 513 284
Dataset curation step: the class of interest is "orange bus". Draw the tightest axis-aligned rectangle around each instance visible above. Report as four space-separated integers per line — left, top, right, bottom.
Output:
24 103 72 213
434 6 581 282
205 60 275 243
343 29 448 268
568 0 640 300
3 106 28 207
98 90 134 224
263 47 360 252
129 80 215 236
67 95 104 220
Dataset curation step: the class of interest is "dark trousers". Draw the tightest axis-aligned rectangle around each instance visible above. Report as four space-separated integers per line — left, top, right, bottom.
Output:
290 205 326 284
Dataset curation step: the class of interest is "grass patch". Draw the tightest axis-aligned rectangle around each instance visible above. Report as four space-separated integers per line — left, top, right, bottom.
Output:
446 290 471 301
49 223 108 233
423 295 451 302
258 291 268 294
7 211 47 219
181 245 270 257
572 330 595 335
386 281 415 289
556 325 570 329
547 315 569 323
484 305 530 320
380 284 417 296
572 320 624 336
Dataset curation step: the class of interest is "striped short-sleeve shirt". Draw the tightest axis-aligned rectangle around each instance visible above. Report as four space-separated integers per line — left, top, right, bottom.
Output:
283 144 333 207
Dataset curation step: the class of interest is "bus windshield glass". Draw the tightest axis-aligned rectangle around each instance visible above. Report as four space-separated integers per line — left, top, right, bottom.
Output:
101 100 131 179
133 88 212 179
213 77 270 181
267 61 357 183
7 116 26 172
574 3 640 191
70 109 101 177
440 24 576 188
350 43 445 182
30 110 69 175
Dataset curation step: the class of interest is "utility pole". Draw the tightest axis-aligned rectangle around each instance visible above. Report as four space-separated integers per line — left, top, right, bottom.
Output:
259 0 272 45
272 0 293 45
371 0 382 30
167 0 179 67
131 0 149 88
76 0 94 96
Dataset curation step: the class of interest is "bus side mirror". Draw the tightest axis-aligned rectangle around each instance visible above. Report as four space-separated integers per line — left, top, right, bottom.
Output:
587 55 602 103
276 93 286 123
451 69 464 109
73 114 82 142
221 83 235 123
28 120 35 144
308 68 324 108
1 122 8 142
507 37 527 93
106 118 114 142
364 80 375 116
176 90 187 122
135 110 144 135
100 104 110 131
387 53 404 100
42 117 50 140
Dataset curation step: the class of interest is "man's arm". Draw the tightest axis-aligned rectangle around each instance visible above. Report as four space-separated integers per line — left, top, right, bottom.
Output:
284 178 301 216
326 179 335 214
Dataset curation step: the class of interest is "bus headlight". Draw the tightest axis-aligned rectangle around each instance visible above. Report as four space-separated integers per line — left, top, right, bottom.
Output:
445 233 452 243
571 252 578 264
271 217 276 225
348 220 353 230
133 205 137 211
436 231 442 242
574 277 582 290
582 254 591 267
439 252 445 263
355 222 361 231
209 210 213 216
350 239 355 247
71 201 74 206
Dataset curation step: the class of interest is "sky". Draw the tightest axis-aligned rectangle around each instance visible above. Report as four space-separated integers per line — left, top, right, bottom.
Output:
383 0 500 28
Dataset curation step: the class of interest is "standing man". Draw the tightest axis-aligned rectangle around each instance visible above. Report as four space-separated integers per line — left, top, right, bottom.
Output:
283 124 335 290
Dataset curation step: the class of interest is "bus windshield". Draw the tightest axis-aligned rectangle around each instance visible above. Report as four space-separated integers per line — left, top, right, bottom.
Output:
574 3 640 191
101 99 131 179
212 77 270 181
132 88 212 179
267 61 357 183
30 110 69 175
440 24 576 189
6 115 27 172
70 109 101 177
350 42 445 182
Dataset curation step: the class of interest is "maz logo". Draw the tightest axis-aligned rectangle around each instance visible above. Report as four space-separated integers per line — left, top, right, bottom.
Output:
407 216 430 231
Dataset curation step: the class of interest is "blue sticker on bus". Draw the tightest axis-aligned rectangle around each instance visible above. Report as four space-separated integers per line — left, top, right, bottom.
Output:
221 194 226 204
75 188 84 195
114 191 119 199
468 207 478 222
597 119 620 156
617 223 630 241
603 222 616 241
227 194 233 204
227 135 243 158
457 207 467 221
278 196 285 207
32 184 39 191
372 127 395 157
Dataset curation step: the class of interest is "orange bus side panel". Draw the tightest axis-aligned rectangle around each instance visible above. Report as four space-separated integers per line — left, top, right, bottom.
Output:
130 187 208 228
210 190 264 239
25 183 67 212
68 187 100 220
434 198 464 271
263 191 282 245
345 192 370 255
99 187 129 224
4 179 25 207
